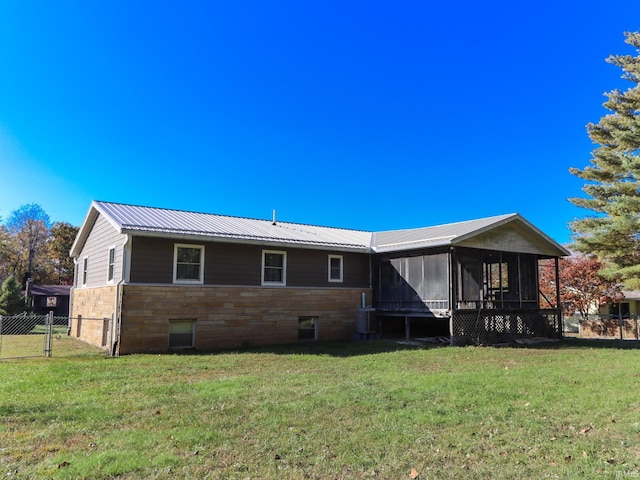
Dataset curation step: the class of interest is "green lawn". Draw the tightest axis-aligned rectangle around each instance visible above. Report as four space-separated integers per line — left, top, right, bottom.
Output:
0 327 75 359
1 338 639 479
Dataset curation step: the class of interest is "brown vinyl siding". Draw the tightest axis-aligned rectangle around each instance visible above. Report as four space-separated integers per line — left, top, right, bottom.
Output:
129 236 174 283
207 243 262 285
129 236 370 288
287 250 369 288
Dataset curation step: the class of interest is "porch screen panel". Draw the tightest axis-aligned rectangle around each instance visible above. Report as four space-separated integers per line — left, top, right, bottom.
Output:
519 254 538 302
461 261 481 301
423 253 449 308
379 259 403 306
404 256 423 305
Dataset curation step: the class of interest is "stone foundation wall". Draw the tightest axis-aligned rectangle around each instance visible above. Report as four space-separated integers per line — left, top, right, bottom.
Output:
69 286 117 349
118 284 371 354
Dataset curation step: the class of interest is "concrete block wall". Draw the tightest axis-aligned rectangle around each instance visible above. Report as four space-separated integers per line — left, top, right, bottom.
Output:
69 286 116 349
118 285 371 353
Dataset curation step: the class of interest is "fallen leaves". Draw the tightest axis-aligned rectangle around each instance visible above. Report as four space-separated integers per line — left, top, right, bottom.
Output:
409 467 419 478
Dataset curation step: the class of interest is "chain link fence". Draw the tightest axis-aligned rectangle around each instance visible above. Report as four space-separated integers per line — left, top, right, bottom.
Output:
451 309 562 346
0 313 68 359
0 314 110 360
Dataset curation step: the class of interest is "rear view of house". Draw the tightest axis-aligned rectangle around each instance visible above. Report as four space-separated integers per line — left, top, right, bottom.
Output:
69 201 568 354
69 201 372 354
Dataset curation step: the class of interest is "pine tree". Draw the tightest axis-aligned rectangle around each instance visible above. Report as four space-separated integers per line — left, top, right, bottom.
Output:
0 276 29 315
570 31 640 289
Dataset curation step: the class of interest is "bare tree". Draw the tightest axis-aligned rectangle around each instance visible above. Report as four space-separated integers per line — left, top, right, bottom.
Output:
5 204 52 286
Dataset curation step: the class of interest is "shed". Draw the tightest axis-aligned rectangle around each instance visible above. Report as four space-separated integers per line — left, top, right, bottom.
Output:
28 285 71 316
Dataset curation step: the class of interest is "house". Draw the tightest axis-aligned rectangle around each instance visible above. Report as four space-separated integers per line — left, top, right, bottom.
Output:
580 290 640 339
69 201 569 354
27 284 71 316
599 290 640 319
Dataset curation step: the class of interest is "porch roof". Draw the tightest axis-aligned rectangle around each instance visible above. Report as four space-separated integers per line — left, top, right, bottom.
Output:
372 213 570 257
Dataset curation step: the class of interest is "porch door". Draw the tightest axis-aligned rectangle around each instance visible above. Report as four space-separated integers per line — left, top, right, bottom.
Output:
458 260 481 309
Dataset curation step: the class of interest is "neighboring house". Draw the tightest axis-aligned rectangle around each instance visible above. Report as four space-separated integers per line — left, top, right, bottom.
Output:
599 290 640 318
69 201 569 354
27 284 71 316
581 291 640 339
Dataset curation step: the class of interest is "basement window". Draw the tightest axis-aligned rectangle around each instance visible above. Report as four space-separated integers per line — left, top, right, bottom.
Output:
169 319 195 348
298 316 317 341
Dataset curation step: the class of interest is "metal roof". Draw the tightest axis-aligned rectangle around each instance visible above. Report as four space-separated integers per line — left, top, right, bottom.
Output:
372 213 569 256
93 201 373 251
372 214 517 252
70 201 569 257
29 285 71 296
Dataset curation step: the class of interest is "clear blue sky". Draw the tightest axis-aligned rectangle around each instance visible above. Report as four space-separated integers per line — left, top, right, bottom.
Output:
1 1 639 244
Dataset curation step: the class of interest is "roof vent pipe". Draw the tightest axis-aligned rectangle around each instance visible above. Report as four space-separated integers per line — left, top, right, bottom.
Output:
272 209 277 225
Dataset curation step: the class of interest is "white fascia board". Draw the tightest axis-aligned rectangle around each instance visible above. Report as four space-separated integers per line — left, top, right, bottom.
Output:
69 201 125 258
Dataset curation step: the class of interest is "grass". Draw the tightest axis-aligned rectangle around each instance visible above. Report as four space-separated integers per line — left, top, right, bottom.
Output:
1 338 640 479
0 327 77 359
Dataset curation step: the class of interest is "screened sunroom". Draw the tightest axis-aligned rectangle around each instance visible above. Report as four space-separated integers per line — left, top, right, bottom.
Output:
372 214 569 345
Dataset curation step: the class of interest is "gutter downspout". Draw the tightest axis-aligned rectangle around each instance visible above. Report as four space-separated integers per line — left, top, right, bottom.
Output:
112 234 130 356
69 258 78 336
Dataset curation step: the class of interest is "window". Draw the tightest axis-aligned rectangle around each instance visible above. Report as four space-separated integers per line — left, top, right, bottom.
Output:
610 302 630 318
169 319 195 348
328 255 343 282
82 257 88 286
107 247 116 282
299 316 317 341
173 244 205 283
262 250 286 285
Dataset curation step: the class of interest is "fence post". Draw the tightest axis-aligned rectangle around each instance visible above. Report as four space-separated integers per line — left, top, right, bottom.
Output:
618 309 624 343
44 311 53 357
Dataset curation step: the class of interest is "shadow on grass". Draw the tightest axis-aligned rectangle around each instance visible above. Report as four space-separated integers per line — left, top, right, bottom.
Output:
216 336 640 356
136 336 640 359
528 336 640 350
177 339 437 358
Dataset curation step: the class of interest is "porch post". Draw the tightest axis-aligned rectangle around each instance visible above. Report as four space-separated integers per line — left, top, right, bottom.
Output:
405 316 410 339
517 253 523 309
554 257 562 336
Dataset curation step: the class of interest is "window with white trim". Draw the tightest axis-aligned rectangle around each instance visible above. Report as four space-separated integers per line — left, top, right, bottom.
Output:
328 255 343 282
262 250 286 285
173 244 205 283
107 247 116 282
82 257 88 286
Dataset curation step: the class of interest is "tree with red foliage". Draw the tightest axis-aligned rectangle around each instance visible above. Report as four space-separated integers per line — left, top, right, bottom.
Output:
539 255 623 320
